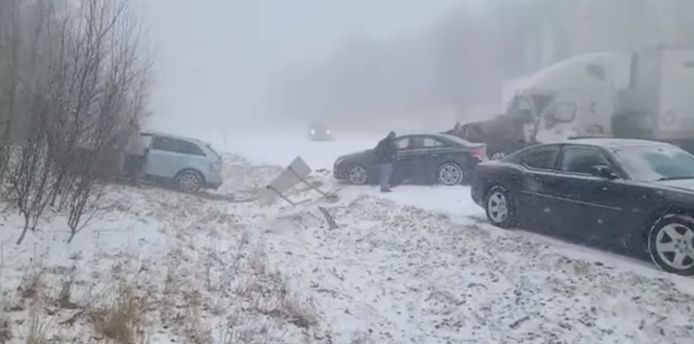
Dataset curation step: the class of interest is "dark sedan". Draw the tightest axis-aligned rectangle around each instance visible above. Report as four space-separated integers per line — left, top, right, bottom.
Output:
471 138 694 275
334 133 486 186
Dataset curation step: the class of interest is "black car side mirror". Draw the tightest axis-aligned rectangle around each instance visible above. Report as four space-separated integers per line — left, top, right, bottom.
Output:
590 165 619 180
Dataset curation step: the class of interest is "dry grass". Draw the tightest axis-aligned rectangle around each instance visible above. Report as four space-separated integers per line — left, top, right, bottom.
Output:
24 312 50 344
89 285 144 344
0 314 11 343
239 248 320 331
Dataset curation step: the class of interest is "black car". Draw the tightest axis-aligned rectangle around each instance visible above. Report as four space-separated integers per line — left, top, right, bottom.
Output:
470 138 694 275
334 133 486 186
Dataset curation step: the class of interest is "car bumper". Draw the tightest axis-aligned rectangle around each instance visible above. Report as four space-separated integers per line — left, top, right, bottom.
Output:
205 171 223 189
469 170 485 206
310 134 333 141
333 164 348 180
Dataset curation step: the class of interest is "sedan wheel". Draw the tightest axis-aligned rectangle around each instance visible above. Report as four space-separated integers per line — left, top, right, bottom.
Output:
438 163 463 186
348 165 368 185
485 186 514 228
648 214 694 275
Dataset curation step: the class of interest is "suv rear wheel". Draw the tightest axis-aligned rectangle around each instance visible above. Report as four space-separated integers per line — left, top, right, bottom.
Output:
176 171 203 193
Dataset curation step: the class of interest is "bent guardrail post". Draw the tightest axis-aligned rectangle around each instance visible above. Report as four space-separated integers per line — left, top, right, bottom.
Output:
318 206 338 229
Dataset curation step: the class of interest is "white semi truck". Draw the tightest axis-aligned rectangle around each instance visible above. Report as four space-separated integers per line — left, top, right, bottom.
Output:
461 45 694 156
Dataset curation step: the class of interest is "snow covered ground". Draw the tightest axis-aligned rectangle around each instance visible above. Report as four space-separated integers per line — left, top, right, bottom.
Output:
1 133 694 343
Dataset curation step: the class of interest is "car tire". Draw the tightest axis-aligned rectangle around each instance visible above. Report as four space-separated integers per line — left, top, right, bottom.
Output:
438 162 463 186
347 165 369 185
647 214 694 276
175 170 203 193
485 186 514 228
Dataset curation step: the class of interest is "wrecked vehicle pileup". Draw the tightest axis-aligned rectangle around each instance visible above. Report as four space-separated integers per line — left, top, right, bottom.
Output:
455 45 694 159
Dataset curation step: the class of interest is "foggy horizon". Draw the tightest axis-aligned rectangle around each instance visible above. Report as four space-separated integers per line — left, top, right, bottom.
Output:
143 0 465 136
143 0 694 137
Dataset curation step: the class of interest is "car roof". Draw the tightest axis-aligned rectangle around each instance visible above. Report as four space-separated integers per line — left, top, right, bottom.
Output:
564 138 670 149
396 133 477 146
141 131 207 145
399 133 457 140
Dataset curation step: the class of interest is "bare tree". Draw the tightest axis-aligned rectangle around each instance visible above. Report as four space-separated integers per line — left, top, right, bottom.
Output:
0 0 151 244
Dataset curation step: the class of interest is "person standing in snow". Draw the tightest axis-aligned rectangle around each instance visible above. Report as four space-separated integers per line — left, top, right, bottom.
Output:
122 119 149 184
374 131 397 192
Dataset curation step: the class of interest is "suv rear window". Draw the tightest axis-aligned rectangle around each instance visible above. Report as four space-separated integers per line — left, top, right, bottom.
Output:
520 146 559 170
152 137 206 156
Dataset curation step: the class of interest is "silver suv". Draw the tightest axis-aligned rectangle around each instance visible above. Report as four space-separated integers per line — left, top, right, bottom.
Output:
139 132 223 192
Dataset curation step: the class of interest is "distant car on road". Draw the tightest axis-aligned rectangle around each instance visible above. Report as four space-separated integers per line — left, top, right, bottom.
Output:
471 138 694 275
138 132 223 193
308 122 333 141
334 133 486 186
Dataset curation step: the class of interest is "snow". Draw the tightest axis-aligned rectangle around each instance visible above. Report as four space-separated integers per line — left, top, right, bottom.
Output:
213 128 385 170
1 132 694 343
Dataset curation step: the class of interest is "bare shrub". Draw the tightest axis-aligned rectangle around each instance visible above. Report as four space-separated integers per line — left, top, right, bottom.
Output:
57 276 78 309
89 285 144 344
17 265 44 300
0 0 151 244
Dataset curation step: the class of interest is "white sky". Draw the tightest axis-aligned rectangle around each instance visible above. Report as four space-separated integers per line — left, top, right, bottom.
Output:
141 0 463 135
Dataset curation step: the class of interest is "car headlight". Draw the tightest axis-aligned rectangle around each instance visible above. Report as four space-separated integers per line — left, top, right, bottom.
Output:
334 157 344 167
212 160 223 171
310 129 316 135
326 129 331 135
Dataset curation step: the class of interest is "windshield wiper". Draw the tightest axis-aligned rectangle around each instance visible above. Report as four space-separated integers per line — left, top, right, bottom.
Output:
657 176 694 181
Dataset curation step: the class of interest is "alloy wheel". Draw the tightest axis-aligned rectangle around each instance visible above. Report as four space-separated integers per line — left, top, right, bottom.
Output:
654 223 694 271
487 191 509 224
177 173 202 193
439 163 463 186
348 166 368 185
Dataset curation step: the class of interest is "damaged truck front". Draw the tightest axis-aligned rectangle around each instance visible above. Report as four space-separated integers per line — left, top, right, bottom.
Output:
460 46 694 157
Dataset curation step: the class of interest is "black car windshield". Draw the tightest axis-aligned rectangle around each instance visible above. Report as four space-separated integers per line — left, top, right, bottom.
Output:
613 145 694 181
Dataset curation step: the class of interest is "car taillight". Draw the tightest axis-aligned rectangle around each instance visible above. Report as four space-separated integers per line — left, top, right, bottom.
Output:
471 146 487 161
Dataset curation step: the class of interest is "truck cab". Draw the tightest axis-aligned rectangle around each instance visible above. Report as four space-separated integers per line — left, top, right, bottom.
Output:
461 53 630 157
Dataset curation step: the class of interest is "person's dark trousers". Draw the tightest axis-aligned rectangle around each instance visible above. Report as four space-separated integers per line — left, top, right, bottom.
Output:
124 155 145 184
379 162 393 192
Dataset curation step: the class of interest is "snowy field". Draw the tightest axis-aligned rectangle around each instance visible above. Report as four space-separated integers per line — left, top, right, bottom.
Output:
1 131 694 343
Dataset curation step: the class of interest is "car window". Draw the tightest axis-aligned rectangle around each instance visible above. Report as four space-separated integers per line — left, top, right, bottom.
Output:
394 137 410 150
561 146 611 174
410 137 445 149
520 146 559 170
152 137 206 156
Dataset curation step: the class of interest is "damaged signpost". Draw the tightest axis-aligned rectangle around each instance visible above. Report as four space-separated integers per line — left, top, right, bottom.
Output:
262 156 338 206
262 156 340 229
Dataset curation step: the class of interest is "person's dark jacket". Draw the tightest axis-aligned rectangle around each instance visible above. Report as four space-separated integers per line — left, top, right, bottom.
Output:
374 136 397 163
